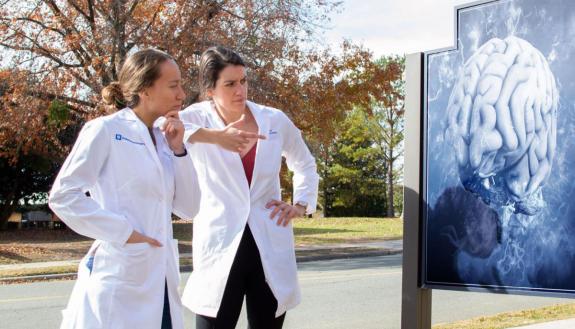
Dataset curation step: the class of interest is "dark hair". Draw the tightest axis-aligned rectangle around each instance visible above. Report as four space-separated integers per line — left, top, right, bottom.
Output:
101 48 174 111
198 46 245 99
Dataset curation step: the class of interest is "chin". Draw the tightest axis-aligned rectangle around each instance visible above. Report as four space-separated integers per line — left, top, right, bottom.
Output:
230 103 246 112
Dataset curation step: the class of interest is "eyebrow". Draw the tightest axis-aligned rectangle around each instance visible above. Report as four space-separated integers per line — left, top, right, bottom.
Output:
223 76 247 83
168 79 181 83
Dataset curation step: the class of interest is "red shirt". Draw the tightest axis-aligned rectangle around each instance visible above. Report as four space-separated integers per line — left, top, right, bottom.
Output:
241 143 257 187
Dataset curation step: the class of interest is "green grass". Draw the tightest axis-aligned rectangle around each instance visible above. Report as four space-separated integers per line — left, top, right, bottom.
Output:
0 265 78 279
174 217 404 246
433 303 575 329
293 217 403 245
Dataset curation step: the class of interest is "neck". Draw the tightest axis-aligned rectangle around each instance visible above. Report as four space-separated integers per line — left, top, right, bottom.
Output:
132 105 158 128
214 104 245 125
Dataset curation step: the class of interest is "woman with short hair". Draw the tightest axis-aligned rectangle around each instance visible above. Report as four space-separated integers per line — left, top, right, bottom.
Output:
179 46 320 329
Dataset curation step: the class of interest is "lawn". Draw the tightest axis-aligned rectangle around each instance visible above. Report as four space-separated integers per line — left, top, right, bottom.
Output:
0 217 403 265
433 303 575 329
293 217 403 246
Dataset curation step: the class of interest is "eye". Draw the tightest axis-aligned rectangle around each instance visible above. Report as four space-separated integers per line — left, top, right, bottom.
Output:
240 78 247 85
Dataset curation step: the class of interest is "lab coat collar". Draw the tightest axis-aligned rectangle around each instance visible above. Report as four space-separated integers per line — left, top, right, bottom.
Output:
204 101 268 134
200 101 270 191
118 108 165 179
245 101 269 191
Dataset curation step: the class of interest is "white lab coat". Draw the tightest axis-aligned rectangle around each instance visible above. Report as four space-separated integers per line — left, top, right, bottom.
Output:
48 108 198 329
178 100 319 317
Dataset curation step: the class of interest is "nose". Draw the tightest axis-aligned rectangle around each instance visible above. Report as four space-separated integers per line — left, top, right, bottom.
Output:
234 84 245 96
177 85 186 100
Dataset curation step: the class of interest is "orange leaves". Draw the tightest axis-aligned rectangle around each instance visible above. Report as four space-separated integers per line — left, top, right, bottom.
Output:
0 68 68 163
1 0 388 157
63 33 83 48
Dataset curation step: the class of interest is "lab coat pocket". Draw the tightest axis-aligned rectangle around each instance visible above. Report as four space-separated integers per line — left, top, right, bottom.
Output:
119 243 152 285
123 242 151 251
264 208 295 253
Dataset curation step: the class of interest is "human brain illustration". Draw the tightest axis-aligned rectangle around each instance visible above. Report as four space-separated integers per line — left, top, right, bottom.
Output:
445 36 558 215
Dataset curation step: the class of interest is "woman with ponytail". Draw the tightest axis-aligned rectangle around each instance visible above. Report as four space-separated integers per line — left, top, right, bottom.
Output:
49 48 196 329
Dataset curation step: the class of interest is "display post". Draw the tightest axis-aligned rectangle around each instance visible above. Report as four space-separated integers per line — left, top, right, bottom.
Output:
401 52 432 329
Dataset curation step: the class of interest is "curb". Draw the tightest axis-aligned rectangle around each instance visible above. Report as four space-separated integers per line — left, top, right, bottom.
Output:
296 248 402 263
0 248 403 284
0 273 77 284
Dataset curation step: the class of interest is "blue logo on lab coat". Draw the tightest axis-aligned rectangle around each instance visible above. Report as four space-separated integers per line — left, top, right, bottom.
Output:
114 133 145 145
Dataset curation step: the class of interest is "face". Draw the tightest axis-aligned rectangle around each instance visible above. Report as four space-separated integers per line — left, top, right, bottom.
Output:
207 64 247 115
140 59 185 117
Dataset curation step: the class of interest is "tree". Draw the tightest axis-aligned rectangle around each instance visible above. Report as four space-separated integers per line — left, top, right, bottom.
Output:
268 43 401 215
0 1 403 223
291 48 402 216
0 69 82 228
322 107 388 217
0 154 59 229
0 0 340 119
371 56 405 217
0 0 341 228
311 53 403 216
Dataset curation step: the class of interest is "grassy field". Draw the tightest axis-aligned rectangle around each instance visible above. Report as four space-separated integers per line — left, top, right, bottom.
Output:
0 265 79 278
0 217 403 266
433 303 575 329
293 217 403 245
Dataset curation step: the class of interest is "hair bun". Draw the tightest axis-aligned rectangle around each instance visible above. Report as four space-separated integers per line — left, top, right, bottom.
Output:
101 82 126 110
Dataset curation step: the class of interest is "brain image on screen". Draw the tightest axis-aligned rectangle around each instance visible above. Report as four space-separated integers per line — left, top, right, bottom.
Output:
445 36 558 216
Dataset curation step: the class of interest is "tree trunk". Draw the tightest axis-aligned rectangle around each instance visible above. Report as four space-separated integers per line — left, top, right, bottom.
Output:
322 151 330 217
387 149 395 218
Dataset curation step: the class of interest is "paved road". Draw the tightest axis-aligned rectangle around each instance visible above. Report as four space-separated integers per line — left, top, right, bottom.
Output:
0 254 572 328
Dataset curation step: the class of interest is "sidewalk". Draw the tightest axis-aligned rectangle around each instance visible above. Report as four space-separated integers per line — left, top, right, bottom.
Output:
0 239 404 273
511 318 575 328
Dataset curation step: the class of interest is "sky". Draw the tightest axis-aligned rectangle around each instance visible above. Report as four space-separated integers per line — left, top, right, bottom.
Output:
2 0 472 67
322 0 473 57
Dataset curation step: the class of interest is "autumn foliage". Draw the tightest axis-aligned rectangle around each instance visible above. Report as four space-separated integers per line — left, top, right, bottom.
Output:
0 0 403 226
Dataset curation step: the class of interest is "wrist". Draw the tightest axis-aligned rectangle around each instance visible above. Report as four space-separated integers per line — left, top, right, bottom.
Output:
173 145 187 157
203 128 222 145
294 204 306 216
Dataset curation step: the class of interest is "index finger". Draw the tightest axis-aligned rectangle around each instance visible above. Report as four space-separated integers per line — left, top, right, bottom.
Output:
164 110 180 119
266 199 281 208
240 131 267 140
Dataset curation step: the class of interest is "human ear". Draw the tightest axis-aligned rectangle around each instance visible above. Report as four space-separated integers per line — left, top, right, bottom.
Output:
139 88 151 101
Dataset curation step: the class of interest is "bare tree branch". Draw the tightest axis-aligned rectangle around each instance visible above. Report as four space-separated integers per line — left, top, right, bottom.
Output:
28 90 96 109
66 0 89 20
